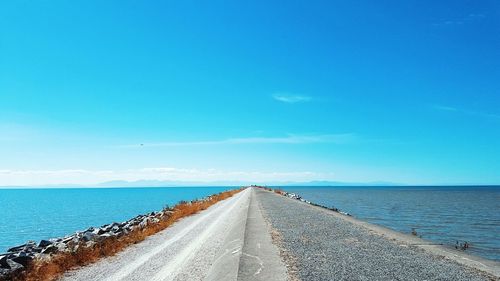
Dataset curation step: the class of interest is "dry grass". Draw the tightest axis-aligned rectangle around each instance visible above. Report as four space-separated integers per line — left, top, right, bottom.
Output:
16 188 244 281
273 188 286 195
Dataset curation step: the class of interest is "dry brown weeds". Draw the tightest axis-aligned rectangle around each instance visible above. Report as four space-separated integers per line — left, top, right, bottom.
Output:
16 188 243 281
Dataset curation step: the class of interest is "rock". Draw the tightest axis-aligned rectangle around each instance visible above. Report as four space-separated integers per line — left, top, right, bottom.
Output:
139 218 150 228
82 232 98 242
6 241 40 258
6 259 24 271
0 268 11 280
32 247 44 253
38 240 53 248
11 251 33 267
99 233 114 240
71 237 80 244
7 241 34 253
41 245 59 255
62 236 74 244
55 243 68 252
0 255 8 268
92 228 105 235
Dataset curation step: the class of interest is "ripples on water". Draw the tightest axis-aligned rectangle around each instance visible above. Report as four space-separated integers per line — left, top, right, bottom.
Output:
0 187 230 252
282 186 500 261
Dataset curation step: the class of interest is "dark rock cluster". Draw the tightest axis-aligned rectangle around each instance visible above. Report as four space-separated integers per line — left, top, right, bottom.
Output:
281 190 351 216
0 209 174 281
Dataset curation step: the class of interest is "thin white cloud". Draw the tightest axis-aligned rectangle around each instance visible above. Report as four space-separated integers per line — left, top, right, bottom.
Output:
432 104 500 120
0 167 336 186
119 134 357 148
272 93 312 103
433 13 486 26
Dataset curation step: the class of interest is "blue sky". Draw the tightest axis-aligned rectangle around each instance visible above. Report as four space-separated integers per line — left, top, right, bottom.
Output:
1 1 499 185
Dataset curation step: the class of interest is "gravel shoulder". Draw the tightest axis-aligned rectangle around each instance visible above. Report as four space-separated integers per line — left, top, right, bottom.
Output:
255 188 500 281
237 188 287 281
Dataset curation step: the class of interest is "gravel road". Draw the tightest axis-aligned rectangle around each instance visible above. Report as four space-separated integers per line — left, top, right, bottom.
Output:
61 189 251 281
59 188 287 281
255 188 498 281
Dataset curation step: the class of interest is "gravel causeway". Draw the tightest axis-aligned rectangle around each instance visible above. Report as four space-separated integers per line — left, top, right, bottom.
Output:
256 188 498 281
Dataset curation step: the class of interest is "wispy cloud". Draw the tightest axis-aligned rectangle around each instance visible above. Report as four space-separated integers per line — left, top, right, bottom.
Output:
119 134 357 148
433 13 486 26
432 104 500 120
272 93 312 103
0 168 336 186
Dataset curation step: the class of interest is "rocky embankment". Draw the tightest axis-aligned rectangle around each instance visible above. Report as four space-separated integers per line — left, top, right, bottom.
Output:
260 186 351 216
255 187 500 280
0 189 241 281
0 209 172 281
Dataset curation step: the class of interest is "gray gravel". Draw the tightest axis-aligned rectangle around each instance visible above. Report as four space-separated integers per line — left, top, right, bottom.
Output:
255 188 496 281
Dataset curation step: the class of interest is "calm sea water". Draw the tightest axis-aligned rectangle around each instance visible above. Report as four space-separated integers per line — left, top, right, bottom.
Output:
282 186 500 261
0 187 231 253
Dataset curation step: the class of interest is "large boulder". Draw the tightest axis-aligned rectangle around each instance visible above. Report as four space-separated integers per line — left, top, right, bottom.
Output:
11 252 33 267
0 255 8 268
7 241 36 253
82 232 98 242
38 240 53 248
5 259 24 271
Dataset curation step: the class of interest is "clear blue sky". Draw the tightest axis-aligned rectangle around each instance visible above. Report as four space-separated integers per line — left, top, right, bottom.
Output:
1 1 499 186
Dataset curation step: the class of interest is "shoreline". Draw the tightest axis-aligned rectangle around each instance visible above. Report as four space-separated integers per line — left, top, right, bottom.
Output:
2 186 498 280
260 186 500 278
0 188 244 281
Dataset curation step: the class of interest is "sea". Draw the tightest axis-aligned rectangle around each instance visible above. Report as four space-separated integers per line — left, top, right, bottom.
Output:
282 186 500 261
0 186 499 262
0 187 230 253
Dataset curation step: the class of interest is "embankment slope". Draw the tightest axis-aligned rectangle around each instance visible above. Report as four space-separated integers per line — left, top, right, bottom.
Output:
60 188 287 281
256 188 499 281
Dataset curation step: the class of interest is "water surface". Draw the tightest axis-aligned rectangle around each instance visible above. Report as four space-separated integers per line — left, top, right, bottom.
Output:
282 186 500 261
0 187 231 252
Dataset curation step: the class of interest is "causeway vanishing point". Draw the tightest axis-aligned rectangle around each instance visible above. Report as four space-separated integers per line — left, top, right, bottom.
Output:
2 187 499 281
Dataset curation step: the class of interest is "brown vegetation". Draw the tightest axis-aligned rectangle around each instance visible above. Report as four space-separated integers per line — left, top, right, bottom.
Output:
273 188 286 195
16 188 244 281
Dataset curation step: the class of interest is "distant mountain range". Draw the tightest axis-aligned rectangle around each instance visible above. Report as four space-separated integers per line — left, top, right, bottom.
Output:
95 179 400 188
0 179 402 188
3 180 498 188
